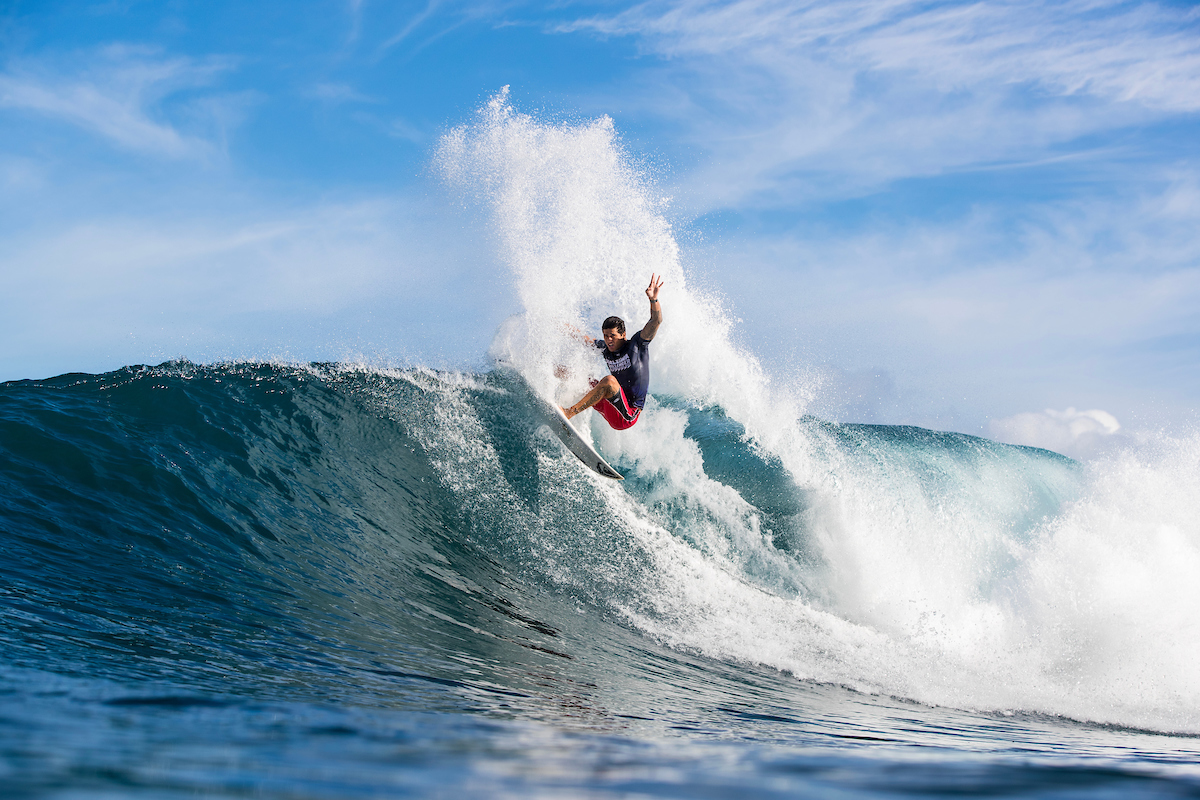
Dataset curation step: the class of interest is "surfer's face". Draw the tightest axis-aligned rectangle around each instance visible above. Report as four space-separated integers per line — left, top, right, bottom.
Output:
602 327 625 352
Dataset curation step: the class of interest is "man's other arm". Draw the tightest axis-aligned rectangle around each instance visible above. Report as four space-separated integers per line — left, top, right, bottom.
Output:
640 273 664 342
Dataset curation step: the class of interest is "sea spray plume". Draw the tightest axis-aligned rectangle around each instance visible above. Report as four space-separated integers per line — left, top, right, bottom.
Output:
435 88 676 357
434 89 811 440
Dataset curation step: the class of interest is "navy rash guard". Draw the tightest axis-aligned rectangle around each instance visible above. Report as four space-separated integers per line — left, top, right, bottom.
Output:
595 331 651 408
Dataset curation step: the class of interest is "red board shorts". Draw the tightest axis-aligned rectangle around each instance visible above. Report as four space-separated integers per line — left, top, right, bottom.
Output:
594 381 641 430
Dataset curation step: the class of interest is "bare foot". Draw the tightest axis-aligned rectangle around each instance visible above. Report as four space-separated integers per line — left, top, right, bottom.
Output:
561 406 576 420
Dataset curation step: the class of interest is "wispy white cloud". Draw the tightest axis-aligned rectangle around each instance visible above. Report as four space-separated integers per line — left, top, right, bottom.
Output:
388 117 429 144
379 0 448 52
573 0 1200 110
346 0 365 46
368 0 521 59
0 46 238 159
561 0 1200 210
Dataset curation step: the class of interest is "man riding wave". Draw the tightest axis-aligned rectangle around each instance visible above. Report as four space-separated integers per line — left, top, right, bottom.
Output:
562 274 663 430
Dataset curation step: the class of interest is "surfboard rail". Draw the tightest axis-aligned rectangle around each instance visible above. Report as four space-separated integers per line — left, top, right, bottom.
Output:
544 404 624 480
515 372 624 480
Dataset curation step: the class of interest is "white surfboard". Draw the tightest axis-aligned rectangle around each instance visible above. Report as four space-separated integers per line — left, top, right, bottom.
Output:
522 376 624 480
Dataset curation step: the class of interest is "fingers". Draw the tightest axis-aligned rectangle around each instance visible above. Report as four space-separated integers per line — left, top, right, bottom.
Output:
646 273 664 296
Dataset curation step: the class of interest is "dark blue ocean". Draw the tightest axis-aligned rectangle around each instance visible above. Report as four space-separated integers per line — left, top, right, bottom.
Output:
3 360 1200 798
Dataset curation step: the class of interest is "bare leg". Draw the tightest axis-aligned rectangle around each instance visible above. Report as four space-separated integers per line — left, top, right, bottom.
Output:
562 375 619 420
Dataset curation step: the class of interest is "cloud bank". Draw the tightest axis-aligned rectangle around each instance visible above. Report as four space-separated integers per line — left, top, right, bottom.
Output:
0 197 500 381
990 407 1126 460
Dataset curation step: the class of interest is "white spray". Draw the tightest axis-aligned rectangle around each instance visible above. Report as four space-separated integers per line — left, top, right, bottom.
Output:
435 91 1200 734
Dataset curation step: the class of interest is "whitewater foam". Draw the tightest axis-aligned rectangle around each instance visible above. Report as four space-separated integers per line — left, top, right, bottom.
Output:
435 91 1200 735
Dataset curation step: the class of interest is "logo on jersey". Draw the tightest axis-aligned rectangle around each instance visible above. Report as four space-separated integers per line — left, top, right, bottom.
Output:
607 354 631 371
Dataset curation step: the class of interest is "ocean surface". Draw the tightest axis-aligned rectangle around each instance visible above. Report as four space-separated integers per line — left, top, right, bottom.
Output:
5 93 1200 797
3 361 1199 798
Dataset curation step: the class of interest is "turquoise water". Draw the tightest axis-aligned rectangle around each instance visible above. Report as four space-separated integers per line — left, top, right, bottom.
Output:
3 361 1199 797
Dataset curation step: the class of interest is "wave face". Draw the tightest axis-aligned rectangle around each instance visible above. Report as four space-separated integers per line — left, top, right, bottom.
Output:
3 361 1197 731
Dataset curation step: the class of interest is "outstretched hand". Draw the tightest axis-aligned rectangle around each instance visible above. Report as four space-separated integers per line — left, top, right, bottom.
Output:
640 273 665 341
561 321 594 346
646 273 664 303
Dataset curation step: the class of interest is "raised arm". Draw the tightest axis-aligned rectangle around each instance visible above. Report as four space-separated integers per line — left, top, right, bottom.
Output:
639 273 664 341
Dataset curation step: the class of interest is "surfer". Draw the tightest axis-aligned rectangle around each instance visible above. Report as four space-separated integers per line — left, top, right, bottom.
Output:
562 274 663 430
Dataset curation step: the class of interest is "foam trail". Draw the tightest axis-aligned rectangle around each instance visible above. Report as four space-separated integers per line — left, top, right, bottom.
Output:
436 91 1200 734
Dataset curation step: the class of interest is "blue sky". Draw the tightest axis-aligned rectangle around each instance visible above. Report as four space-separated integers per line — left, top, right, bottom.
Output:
2 0 1199 451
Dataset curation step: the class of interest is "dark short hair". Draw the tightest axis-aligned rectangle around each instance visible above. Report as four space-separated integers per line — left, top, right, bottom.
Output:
602 316 625 334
